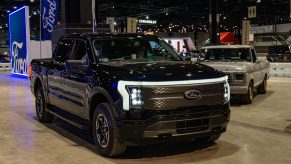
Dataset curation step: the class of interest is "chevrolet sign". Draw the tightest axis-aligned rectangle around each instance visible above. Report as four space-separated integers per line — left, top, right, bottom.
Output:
138 19 157 24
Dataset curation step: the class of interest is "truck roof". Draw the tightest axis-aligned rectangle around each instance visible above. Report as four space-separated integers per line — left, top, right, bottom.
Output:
63 33 158 39
201 45 253 49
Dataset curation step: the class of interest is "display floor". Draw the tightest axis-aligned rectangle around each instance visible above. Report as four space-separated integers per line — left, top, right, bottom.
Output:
0 71 291 164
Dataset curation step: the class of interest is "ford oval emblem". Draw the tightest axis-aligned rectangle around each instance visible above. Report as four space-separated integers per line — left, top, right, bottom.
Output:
184 90 202 100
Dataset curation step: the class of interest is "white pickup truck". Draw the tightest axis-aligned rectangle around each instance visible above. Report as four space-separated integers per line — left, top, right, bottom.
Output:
201 45 270 104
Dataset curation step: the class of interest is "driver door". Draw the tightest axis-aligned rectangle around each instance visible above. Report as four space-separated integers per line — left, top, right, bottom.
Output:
48 39 74 111
62 39 92 118
251 49 262 86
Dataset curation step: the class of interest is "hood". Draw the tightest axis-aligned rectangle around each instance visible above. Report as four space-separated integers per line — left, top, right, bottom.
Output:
98 61 225 81
201 61 252 73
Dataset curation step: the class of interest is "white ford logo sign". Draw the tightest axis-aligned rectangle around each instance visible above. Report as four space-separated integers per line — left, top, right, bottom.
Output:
11 41 27 74
42 0 57 33
184 90 202 100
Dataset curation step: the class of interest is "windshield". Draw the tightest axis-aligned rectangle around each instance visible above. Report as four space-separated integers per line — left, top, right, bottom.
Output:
91 37 182 62
201 48 251 62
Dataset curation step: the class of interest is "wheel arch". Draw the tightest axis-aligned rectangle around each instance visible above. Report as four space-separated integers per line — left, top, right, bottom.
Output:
33 74 51 103
34 77 43 95
264 73 268 79
88 88 119 123
250 79 254 85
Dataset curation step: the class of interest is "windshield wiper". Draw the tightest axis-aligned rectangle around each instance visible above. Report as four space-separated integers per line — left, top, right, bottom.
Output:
110 55 134 62
110 59 123 62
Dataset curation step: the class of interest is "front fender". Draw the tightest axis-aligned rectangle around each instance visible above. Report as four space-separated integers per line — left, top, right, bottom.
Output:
87 87 122 121
245 73 253 85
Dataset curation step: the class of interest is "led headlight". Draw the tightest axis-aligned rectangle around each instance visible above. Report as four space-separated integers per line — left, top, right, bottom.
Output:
224 81 230 103
127 87 143 109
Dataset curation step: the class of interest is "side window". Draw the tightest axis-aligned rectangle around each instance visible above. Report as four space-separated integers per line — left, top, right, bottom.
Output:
54 40 75 63
72 40 87 60
93 40 102 58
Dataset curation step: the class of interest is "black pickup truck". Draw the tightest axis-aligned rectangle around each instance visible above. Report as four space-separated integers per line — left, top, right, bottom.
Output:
29 33 230 157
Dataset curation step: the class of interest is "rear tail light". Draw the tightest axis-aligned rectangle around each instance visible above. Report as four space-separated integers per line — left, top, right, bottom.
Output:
28 64 32 78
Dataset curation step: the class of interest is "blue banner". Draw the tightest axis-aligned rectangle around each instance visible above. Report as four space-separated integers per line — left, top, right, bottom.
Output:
41 0 59 40
9 6 30 76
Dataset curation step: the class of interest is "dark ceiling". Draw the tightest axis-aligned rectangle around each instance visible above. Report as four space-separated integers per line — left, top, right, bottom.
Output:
97 0 290 25
0 0 40 32
0 0 290 33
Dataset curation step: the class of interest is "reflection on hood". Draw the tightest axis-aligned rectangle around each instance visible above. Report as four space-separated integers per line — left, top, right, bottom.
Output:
99 61 225 81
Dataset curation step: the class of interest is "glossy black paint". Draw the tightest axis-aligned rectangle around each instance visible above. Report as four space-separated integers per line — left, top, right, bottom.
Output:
30 33 229 145
99 61 224 81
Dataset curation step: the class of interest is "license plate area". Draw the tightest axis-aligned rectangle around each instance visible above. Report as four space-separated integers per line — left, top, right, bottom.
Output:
176 118 209 134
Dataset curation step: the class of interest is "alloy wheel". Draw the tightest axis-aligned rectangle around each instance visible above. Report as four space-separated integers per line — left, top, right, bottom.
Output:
36 93 44 118
95 114 110 148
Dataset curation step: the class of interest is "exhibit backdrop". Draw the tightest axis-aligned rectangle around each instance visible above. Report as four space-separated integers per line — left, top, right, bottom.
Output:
9 6 30 76
41 0 59 40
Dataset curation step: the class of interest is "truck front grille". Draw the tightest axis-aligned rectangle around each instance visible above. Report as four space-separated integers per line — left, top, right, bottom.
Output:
142 82 225 110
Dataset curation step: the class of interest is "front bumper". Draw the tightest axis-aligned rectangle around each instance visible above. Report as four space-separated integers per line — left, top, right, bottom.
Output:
117 104 230 146
230 85 248 95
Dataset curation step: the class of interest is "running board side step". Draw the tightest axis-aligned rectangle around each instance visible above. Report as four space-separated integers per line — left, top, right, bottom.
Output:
46 106 90 130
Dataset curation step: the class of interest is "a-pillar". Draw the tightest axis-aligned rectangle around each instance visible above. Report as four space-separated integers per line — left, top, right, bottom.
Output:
209 0 220 44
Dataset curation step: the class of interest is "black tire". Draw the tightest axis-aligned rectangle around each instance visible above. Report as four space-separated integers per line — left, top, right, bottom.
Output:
257 77 267 94
242 81 254 104
196 134 221 143
92 103 126 157
35 87 54 123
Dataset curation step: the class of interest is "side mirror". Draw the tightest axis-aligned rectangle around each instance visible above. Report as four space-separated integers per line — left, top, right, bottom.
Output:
65 60 88 73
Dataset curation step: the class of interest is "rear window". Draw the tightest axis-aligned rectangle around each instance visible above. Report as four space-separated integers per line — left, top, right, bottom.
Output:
54 40 75 63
